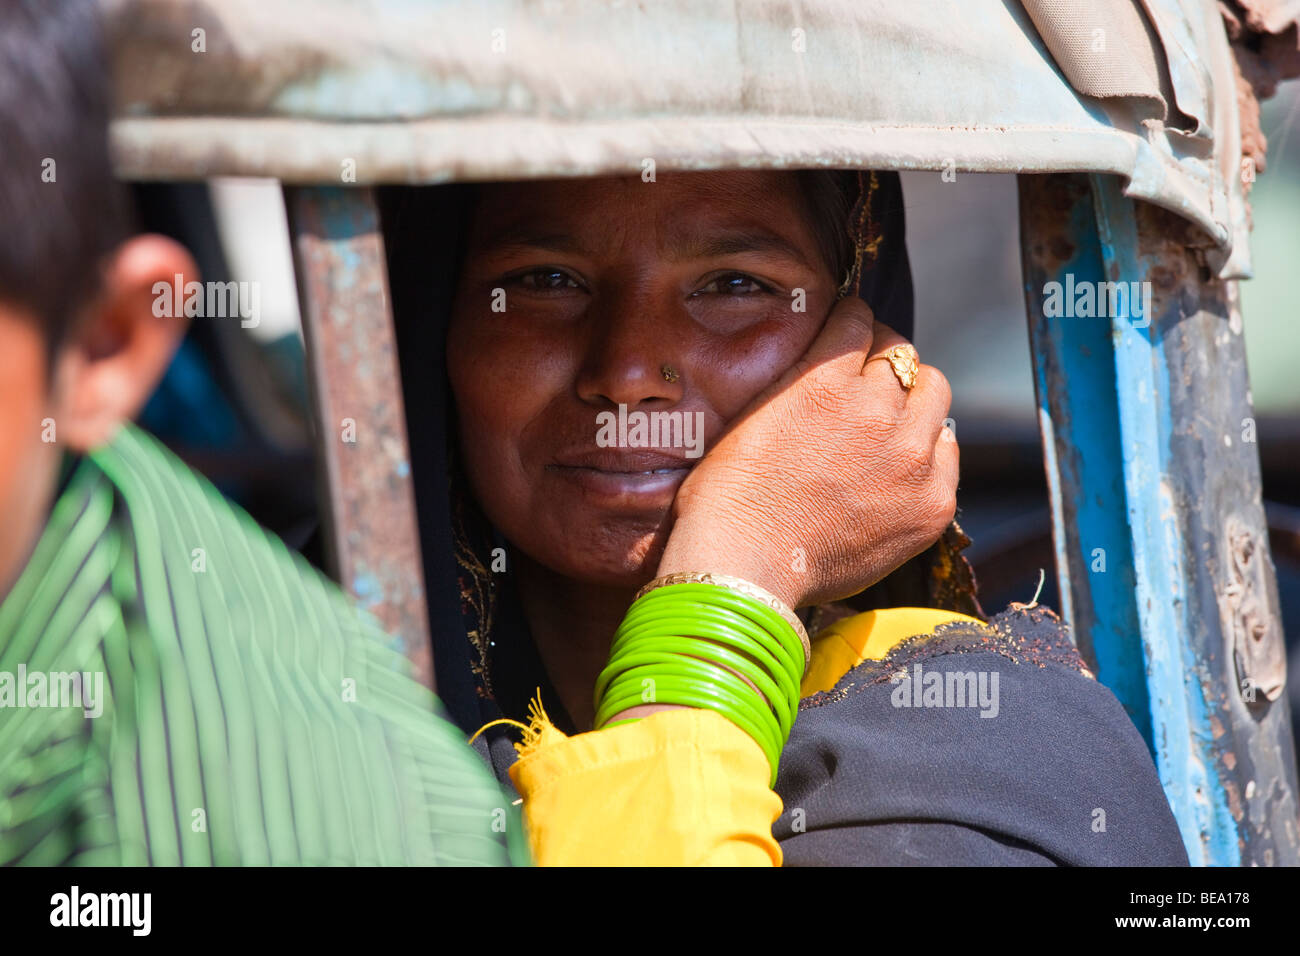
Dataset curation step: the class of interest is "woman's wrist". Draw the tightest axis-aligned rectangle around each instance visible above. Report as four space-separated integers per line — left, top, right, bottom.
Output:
657 507 805 610
605 703 691 722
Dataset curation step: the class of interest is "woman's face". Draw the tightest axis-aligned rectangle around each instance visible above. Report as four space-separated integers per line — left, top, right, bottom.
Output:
447 170 837 588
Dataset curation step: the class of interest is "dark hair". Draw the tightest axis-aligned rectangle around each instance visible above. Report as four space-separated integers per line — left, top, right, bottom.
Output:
795 169 861 288
0 0 132 351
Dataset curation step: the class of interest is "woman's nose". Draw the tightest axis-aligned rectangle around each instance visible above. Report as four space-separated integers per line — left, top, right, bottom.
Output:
574 289 686 408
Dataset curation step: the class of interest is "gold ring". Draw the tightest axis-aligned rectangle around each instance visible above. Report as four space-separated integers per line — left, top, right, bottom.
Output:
868 344 919 390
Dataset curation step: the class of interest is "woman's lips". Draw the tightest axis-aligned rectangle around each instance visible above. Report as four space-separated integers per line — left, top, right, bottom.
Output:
548 450 694 506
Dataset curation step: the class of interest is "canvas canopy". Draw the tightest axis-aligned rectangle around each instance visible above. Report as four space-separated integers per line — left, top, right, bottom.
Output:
105 0 1253 276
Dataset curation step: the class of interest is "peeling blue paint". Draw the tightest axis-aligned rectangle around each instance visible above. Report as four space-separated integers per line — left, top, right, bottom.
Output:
1026 174 1244 865
351 572 384 609
1089 176 1229 865
1027 184 1150 744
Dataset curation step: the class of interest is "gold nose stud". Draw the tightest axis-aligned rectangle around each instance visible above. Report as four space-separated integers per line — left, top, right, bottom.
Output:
661 364 680 384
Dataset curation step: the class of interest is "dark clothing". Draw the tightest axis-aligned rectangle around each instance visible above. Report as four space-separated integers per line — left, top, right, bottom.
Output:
773 607 1190 865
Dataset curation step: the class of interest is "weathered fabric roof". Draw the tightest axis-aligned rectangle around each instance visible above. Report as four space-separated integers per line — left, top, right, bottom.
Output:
104 0 1255 276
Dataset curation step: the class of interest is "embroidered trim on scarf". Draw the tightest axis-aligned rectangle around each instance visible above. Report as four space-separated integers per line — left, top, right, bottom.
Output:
798 604 1092 712
450 454 499 702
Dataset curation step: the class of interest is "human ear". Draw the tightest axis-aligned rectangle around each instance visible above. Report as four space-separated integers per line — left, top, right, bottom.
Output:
48 234 197 452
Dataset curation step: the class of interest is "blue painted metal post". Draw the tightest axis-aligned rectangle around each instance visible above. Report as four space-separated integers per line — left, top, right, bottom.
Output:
1019 173 1299 865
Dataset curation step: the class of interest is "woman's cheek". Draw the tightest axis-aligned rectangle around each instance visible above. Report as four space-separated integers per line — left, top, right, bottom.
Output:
448 319 572 490
453 352 532 471
692 311 822 415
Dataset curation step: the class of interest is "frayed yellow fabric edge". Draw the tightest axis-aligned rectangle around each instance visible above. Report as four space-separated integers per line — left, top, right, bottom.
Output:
469 690 567 761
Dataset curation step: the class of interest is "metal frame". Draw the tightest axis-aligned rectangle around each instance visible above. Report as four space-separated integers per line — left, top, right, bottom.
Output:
284 186 435 690
1020 172 1298 864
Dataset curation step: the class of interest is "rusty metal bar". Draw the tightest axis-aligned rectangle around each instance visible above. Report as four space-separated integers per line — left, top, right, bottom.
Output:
284 186 434 690
1020 171 1299 865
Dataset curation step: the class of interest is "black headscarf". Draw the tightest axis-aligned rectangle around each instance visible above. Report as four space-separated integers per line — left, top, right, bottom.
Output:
378 171 927 787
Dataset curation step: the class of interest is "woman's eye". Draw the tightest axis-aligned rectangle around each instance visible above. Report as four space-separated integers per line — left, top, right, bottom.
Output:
695 273 773 296
512 268 582 291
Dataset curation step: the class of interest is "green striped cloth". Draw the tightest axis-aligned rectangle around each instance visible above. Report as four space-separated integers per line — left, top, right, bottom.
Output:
0 425 517 866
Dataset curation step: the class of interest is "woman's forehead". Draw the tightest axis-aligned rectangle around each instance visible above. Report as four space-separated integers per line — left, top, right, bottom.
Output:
464 170 819 256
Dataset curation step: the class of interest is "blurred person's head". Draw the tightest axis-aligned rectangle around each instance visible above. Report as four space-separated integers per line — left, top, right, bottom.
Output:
0 0 196 594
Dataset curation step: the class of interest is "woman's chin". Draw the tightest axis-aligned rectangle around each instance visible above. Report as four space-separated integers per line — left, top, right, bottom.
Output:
531 528 668 591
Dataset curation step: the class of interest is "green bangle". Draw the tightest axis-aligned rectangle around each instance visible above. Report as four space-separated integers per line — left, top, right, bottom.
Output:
615 598 804 699
596 646 794 739
599 637 796 737
610 611 800 729
613 602 803 689
622 583 806 677
599 663 775 737
609 633 795 712
596 672 784 783
635 571 811 667
595 580 809 786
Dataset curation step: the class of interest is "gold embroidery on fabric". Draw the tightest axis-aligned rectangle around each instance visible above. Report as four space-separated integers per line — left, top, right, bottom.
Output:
837 169 882 300
451 465 498 700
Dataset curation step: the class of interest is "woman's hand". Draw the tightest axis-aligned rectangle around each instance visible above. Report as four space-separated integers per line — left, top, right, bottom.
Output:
657 297 958 610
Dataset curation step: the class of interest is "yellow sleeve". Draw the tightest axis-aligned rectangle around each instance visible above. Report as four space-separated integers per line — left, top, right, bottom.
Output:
509 607 987 866
801 607 987 694
509 707 783 866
